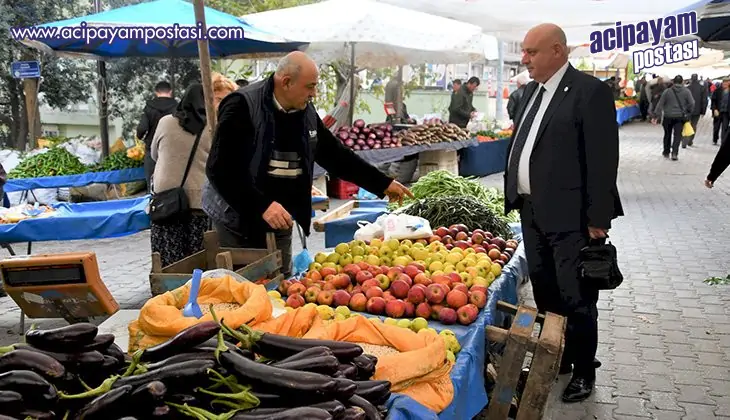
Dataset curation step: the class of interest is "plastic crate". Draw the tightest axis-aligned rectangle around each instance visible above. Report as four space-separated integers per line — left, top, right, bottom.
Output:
327 177 359 199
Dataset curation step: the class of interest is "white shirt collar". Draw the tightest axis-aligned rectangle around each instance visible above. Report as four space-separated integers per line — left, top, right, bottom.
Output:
272 93 298 113
539 61 570 94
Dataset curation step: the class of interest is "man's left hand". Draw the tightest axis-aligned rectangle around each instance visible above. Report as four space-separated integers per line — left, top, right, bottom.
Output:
384 180 413 205
588 226 608 240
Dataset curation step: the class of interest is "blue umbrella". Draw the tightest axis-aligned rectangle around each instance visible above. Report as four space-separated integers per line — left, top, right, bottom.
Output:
671 0 730 46
15 0 306 59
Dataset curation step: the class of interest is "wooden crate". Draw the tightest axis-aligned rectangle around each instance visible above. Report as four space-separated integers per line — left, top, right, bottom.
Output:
312 200 379 233
149 230 282 296
486 301 567 420
418 150 459 176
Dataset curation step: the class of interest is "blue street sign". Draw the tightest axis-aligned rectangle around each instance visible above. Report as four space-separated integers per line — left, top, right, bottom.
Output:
11 61 41 79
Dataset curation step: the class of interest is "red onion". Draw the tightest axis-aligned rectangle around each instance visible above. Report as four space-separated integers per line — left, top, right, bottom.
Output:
344 139 355 147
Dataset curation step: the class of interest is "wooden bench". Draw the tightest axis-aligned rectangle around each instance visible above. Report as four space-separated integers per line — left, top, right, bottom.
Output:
486 301 567 420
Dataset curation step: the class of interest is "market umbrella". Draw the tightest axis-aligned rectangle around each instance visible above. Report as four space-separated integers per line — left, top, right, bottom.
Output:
16 0 307 60
670 0 730 49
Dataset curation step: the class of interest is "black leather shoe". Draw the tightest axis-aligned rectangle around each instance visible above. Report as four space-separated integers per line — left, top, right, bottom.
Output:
562 376 595 403
559 358 602 375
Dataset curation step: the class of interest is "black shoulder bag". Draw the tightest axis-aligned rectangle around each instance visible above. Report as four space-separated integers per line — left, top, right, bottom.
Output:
149 130 203 223
579 236 623 290
670 88 690 123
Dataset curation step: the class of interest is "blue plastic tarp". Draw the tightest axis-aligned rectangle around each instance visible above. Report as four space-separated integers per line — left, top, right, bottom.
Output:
311 195 328 217
0 196 150 243
4 168 146 193
616 105 640 126
384 225 529 420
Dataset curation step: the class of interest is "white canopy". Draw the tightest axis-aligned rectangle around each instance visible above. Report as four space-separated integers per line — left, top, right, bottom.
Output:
373 0 694 43
241 0 497 68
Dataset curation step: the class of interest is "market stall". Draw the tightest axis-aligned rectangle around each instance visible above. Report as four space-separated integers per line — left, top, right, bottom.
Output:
616 98 640 126
4 167 145 193
314 121 478 180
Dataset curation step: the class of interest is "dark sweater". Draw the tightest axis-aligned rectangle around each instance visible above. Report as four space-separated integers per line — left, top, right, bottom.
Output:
708 140 730 183
206 93 393 235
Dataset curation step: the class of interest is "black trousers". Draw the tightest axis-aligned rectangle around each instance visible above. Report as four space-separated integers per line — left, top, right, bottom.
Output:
520 198 598 378
213 221 293 277
686 115 701 145
713 112 729 144
662 118 684 156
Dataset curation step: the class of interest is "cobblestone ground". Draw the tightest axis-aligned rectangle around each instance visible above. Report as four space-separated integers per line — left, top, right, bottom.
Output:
1 116 729 419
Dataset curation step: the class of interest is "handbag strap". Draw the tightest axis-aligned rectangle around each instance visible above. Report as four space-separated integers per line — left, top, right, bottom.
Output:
180 129 204 188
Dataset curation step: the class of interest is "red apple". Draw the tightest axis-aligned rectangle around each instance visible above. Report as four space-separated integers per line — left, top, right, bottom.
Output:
404 301 415 317
415 302 432 318
382 291 396 302
286 293 305 309
469 290 487 309
362 279 380 291
308 270 323 282
387 267 403 282
448 272 462 285
438 307 457 325
316 290 333 306
357 261 370 271
408 284 427 305
287 282 306 296
431 304 445 320
397 273 413 288
413 273 432 287
457 304 479 325
471 232 485 245
409 262 426 272
323 282 337 291
355 270 374 284
332 290 351 307
366 297 386 315
390 280 410 299
446 290 468 309
365 286 384 300
351 285 363 295
343 264 361 281
278 280 292 296
470 285 488 295
452 283 469 295
385 299 406 318
426 284 446 304
404 265 422 279
334 273 352 289
349 293 368 312
320 267 338 278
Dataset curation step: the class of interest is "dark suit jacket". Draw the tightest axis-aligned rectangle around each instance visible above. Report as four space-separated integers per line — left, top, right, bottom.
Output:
504 64 624 232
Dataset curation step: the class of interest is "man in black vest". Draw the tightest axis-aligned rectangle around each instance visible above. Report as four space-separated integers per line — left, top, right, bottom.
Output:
204 52 412 276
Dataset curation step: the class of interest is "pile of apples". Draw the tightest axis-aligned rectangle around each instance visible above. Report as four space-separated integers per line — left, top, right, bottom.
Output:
430 224 518 265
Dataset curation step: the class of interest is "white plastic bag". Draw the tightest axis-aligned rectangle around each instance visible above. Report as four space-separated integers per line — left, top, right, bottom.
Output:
382 214 433 241
354 220 384 242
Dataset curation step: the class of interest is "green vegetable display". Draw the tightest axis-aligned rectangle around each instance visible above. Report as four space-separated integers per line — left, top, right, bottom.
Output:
388 170 519 224
397 195 513 239
7 148 88 179
91 151 143 172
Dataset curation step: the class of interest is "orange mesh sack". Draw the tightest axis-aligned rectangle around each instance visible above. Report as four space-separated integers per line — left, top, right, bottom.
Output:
253 305 322 337
128 274 272 352
304 316 454 413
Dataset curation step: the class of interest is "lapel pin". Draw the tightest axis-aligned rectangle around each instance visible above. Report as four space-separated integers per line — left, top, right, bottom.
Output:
564 86 569 92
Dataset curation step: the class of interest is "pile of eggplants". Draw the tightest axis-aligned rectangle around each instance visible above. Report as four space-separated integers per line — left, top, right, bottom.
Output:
0 317 392 420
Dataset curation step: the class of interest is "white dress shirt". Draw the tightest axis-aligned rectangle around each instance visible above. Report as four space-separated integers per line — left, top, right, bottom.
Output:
511 61 570 195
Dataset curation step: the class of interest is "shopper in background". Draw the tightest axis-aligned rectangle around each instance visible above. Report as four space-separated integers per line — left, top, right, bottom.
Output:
686 74 708 147
711 78 730 146
149 74 237 267
705 139 730 188
448 76 480 128
204 51 412 277
505 23 623 403
507 74 528 122
136 81 178 189
650 75 695 161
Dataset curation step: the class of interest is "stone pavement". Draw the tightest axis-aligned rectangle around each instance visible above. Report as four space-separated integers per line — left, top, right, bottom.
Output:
1 116 730 419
